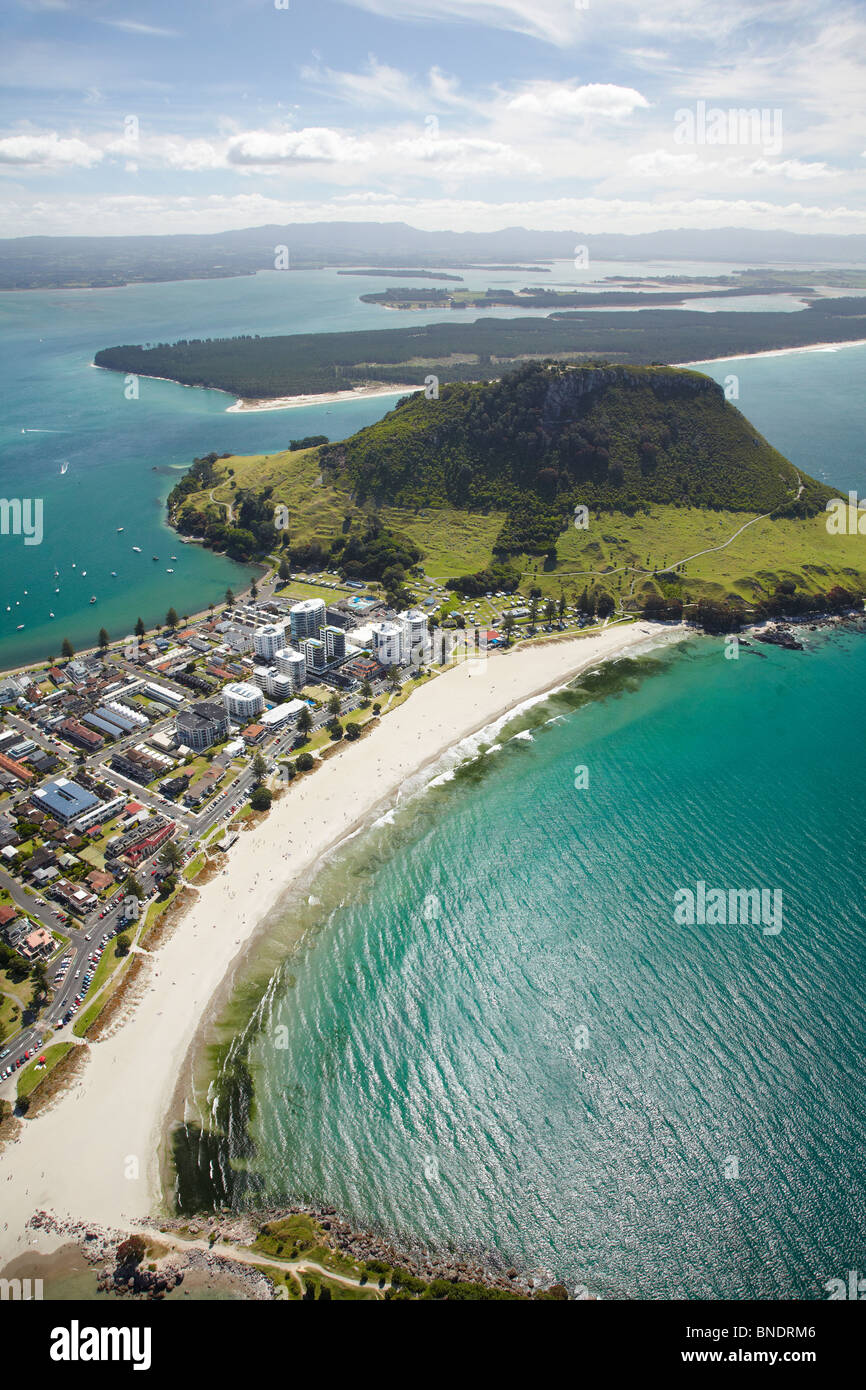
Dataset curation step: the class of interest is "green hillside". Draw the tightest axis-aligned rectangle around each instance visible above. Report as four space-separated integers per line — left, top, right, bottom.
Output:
321 362 831 555
168 361 865 616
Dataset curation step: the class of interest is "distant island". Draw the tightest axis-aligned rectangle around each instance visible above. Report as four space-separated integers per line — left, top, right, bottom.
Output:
337 268 464 280
358 283 809 310
4 220 866 289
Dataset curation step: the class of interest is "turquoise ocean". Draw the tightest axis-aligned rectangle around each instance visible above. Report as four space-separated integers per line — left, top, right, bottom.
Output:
186 626 866 1299
3 261 866 1296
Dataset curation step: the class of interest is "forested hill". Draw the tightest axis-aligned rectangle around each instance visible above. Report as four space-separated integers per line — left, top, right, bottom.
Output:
92 298 866 400
321 362 833 555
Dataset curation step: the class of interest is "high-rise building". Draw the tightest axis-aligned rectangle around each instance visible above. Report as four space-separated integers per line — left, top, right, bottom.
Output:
370 621 405 667
323 625 347 663
303 637 326 673
175 700 230 751
253 621 287 662
223 681 265 720
274 647 307 691
289 598 326 643
252 666 295 701
398 608 430 663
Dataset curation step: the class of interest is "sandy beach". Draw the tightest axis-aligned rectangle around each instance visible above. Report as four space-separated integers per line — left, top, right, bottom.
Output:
673 338 866 368
0 620 671 1270
225 384 422 413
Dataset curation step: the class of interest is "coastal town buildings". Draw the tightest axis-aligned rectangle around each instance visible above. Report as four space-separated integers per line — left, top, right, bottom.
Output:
175 700 230 752
253 621 287 662
289 598 326 643
223 680 265 721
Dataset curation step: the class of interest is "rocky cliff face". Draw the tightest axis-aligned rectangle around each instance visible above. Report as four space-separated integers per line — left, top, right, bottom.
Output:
540 364 721 428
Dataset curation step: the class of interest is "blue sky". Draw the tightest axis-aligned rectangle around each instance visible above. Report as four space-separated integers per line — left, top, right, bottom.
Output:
1 0 864 236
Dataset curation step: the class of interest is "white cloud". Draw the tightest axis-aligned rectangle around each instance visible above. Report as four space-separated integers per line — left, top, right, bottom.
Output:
0 131 103 168
226 128 374 166
395 134 536 175
4 190 865 238
509 81 651 122
97 20 180 38
628 148 842 182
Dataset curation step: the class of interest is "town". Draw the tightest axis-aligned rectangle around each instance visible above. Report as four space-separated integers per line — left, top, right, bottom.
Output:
0 565 590 1101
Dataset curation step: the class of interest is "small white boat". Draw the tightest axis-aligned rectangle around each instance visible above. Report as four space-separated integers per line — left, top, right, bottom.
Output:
89 595 97 604
16 624 24 630
110 571 117 577
72 563 76 568
117 527 124 533
170 555 177 561
60 461 69 475
166 568 174 573
132 546 141 553
49 612 55 619
55 587 60 593
81 570 87 577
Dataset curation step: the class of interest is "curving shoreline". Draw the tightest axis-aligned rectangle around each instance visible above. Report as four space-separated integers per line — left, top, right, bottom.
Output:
0 621 672 1275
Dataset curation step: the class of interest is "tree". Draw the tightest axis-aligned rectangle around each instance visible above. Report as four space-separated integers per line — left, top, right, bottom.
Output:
360 679 373 706
250 577 259 600
327 693 341 718
558 592 566 623
31 960 49 1004
296 752 315 772
61 638 74 659
134 616 146 638
161 840 184 871
502 612 516 645
225 588 235 608
529 597 539 631
596 592 615 619
372 701 381 716
98 628 110 650
387 665 401 693
278 557 290 582
297 706 313 734
344 722 361 741
116 932 131 957
251 750 267 784
166 607 179 629
544 599 556 625
122 872 144 900
250 785 272 812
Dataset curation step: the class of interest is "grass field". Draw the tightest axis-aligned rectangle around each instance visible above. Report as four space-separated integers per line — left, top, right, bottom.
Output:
182 448 866 611
16 1041 72 1099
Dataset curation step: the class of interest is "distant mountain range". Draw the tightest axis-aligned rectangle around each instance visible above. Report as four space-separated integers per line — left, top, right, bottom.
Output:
2 222 865 289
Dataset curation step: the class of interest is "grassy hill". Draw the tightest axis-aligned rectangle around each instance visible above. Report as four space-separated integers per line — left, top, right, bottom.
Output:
321 362 831 554
169 361 865 612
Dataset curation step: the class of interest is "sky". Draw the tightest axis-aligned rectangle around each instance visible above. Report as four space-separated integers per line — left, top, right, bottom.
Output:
1 0 865 238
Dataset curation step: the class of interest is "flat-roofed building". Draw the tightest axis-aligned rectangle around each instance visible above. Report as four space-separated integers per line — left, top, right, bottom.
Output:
323 625 347 663
32 777 99 824
274 647 306 691
253 621 287 662
175 701 230 752
290 597 325 642
302 637 326 674
223 681 265 721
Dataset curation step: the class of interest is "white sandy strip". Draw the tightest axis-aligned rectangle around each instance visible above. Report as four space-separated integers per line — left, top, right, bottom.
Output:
0 622 670 1269
673 338 866 368
225 384 422 413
